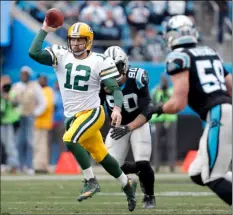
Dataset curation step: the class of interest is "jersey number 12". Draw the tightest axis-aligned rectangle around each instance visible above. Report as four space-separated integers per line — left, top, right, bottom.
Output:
196 59 226 93
64 63 91 91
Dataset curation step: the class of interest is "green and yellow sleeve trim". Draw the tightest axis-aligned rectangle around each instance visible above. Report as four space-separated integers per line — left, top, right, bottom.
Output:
100 66 119 81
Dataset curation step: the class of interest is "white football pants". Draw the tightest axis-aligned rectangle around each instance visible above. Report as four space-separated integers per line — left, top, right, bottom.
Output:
105 122 152 166
188 104 232 184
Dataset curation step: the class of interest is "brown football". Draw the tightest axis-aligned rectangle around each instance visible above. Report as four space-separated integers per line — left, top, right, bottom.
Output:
45 8 64 28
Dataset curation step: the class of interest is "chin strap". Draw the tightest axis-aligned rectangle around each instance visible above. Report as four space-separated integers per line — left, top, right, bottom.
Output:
73 49 87 56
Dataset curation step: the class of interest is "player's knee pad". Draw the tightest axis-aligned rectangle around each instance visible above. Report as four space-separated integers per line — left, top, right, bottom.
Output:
190 174 205 186
136 161 154 174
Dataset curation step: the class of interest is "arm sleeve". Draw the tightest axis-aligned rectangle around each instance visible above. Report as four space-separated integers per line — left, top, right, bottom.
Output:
99 84 105 106
102 78 123 109
135 69 153 121
165 51 191 75
28 29 53 66
138 86 153 121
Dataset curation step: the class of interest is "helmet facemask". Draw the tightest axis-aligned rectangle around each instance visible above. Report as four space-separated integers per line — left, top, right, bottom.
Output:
104 46 129 83
115 60 127 82
67 22 94 56
67 36 91 56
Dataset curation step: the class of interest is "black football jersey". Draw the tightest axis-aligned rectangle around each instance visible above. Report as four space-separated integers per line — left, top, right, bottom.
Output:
165 45 231 120
99 67 151 125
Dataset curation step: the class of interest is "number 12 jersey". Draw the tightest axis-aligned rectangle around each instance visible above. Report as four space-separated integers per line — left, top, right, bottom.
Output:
45 45 119 117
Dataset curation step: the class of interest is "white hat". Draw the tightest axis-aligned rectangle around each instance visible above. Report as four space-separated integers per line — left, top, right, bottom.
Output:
20 66 33 75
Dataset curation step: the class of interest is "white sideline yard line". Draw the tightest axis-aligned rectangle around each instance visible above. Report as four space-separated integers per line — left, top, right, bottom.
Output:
1 191 214 197
1 173 189 181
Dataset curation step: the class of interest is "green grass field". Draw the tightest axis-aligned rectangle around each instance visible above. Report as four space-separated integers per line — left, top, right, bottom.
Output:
1 173 231 215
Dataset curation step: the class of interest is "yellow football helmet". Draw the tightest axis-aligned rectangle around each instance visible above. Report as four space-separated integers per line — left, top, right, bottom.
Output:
67 22 94 51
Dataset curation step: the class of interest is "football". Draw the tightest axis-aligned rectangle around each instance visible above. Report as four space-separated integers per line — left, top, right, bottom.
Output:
45 8 64 28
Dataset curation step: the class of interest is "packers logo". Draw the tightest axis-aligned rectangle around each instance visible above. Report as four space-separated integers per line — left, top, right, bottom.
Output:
88 27 93 33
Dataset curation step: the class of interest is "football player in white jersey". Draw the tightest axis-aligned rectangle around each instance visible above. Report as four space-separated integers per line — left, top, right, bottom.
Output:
29 19 136 211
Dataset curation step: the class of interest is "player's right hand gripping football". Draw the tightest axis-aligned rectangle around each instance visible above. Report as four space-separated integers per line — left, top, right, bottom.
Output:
42 20 59 33
111 106 122 127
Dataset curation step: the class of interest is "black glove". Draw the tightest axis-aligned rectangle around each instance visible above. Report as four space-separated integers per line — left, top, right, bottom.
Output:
149 102 164 116
110 125 130 140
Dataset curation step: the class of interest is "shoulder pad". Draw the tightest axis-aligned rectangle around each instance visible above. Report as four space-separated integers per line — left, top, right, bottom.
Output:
165 50 191 75
95 53 107 61
135 68 149 89
45 44 68 66
51 44 68 54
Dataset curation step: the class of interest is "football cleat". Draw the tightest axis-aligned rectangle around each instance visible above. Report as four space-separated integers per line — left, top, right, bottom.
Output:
142 195 155 209
122 180 137 212
77 177 100 202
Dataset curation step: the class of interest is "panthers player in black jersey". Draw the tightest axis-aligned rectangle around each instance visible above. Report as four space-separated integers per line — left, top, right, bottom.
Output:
100 46 155 209
151 15 232 205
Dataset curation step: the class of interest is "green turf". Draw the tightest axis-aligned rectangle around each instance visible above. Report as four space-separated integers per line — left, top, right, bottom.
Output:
1 175 231 215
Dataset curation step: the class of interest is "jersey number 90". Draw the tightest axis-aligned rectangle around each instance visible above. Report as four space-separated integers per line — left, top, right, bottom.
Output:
106 93 138 113
64 63 91 91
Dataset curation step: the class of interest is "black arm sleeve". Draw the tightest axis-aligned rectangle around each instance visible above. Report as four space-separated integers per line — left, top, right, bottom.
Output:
99 84 106 106
138 86 153 121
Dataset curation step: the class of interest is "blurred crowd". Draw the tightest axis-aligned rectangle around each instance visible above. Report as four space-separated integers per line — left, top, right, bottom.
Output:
16 0 197 62
14 1 233 62
1 66 65 174
15 1 232 62
1 65 179 174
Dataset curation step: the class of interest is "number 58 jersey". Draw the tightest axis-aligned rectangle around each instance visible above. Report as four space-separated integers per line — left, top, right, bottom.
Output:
165 46 231 120
45 45 119 118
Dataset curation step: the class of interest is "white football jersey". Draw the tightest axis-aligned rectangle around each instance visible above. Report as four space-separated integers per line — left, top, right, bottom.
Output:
45 45 119 117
